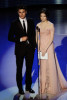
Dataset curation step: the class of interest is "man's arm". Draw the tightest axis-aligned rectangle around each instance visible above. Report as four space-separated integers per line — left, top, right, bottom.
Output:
31 19 37 49
8 22 17 42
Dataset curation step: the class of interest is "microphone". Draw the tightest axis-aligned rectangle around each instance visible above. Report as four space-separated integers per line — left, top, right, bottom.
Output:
36 26 40 32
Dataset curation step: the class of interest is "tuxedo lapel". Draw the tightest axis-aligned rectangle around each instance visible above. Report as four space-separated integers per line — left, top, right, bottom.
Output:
17 18 29 34
27 19 29 34
17 19 24 31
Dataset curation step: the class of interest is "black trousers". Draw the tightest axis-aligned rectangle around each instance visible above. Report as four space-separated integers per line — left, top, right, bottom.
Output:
16 42 34 91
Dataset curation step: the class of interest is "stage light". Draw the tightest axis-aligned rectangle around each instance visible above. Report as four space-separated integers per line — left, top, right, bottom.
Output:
55 0 62 4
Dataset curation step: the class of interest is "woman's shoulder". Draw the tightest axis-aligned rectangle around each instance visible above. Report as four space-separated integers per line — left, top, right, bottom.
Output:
47 21 54 30
48 21 54 26
48 21 54 27
36 22 41 27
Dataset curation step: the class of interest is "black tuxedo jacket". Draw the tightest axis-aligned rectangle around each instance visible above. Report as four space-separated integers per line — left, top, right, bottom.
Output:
8 18 36 55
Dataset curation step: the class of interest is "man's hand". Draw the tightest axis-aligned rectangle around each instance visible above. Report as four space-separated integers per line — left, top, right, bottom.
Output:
20 36 28 42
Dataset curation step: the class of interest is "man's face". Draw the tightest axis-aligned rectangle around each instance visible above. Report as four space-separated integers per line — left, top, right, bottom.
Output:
18 9 27 19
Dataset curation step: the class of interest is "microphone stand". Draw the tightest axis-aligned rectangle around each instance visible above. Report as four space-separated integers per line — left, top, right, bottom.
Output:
35 26 49 100
35 26 41 99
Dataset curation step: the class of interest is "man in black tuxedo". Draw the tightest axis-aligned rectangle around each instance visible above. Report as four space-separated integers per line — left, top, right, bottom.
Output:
8 6 36 94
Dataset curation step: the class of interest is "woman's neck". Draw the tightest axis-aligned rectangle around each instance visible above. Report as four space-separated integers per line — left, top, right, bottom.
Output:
41 20 48 23
41 20 48 25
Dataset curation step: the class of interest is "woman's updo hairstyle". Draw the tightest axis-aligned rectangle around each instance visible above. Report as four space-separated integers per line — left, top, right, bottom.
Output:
40 8 49 19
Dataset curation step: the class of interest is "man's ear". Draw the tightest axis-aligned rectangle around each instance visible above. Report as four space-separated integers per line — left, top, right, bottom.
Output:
17 10 19 15
25 10 27 14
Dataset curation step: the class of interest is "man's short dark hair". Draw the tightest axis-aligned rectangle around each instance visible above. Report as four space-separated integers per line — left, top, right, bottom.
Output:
17 5 27 11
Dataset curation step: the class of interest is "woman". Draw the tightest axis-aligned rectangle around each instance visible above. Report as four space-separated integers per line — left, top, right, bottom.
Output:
36 8 67 98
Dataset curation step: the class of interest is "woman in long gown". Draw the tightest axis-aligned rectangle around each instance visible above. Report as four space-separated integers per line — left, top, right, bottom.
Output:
36 8 67 98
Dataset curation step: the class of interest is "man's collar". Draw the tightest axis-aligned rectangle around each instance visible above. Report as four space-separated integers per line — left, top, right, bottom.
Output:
19 17 27 21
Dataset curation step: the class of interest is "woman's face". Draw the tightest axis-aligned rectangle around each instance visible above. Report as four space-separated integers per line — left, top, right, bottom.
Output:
40 13 47 22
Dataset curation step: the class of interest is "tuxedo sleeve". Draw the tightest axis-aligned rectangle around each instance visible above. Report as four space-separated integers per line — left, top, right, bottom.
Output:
8 22 20 43
30 20 37 49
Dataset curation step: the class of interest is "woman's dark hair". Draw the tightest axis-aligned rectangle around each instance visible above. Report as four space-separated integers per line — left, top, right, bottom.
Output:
40 8 49 18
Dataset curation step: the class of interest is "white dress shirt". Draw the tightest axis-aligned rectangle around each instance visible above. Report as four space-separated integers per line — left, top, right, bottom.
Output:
19 17 27 32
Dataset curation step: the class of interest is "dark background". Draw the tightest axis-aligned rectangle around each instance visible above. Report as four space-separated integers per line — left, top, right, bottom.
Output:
0 0 67 8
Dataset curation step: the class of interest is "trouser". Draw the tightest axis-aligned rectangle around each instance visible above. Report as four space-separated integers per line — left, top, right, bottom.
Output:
16 43 34 91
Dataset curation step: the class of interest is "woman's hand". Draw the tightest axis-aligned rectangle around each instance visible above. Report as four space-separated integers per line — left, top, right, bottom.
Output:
42 50 47 56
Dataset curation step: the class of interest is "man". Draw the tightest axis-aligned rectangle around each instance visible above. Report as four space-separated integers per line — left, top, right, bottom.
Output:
8 6 36 95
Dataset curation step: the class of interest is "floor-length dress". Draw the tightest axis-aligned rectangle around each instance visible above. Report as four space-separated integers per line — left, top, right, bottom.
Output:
37 21 67 98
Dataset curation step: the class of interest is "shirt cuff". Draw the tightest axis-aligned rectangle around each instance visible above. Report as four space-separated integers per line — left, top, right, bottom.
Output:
20 38 23 42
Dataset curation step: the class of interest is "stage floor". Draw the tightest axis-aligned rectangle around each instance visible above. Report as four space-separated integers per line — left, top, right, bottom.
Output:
0 84 67 100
